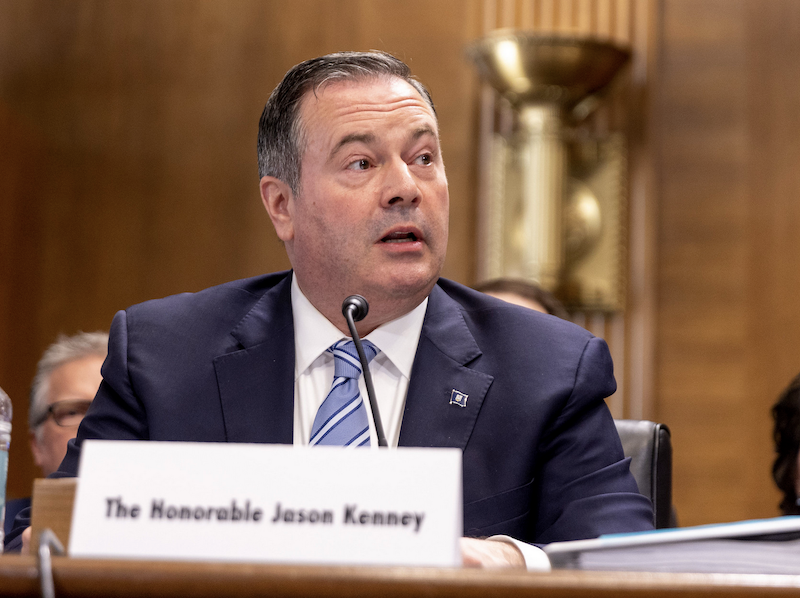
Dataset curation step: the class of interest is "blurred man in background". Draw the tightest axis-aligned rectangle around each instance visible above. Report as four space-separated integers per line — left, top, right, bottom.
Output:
3 332 107 536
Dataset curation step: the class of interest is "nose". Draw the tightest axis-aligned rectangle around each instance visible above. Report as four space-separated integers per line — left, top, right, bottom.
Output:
381 158 420 208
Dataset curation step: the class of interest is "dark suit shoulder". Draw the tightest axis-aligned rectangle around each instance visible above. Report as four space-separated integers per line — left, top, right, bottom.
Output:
118 271 292 364
432 277 614 399
434 277 592 346
127 272 290 319
122 271 289 334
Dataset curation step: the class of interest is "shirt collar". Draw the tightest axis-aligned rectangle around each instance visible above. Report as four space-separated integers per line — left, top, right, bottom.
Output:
291 273 428 380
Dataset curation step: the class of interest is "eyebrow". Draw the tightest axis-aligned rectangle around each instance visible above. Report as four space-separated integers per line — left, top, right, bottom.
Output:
330 133 376 160
329 126 439 161
410 125 438 142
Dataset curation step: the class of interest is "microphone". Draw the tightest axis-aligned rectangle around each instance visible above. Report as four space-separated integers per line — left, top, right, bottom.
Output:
342 295 387 447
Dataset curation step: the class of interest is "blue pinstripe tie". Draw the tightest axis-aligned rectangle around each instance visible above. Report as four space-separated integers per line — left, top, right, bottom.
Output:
310 339 379 447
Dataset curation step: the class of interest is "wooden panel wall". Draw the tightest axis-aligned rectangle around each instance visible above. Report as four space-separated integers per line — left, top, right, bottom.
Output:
3 0 800 529
655 0 800 525
0 0 482 499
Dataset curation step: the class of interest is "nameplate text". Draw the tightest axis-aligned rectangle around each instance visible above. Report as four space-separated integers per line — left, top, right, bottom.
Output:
69 441 462 566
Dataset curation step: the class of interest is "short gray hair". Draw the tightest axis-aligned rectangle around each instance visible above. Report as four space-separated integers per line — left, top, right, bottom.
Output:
29 331 108 430
256 51 436 195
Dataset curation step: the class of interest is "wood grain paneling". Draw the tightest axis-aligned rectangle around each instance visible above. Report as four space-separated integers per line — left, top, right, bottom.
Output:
4 0 800 530
655 0 800 525
0 105 47 497
742 0 800 518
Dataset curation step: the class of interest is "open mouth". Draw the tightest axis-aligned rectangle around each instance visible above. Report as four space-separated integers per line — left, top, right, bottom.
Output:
381 231 419 243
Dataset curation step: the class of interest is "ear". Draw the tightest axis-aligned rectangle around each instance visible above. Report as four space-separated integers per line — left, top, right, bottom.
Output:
260 176 295 242
29 429 44 470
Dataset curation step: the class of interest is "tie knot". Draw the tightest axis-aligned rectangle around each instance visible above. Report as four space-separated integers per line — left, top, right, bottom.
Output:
328 339 379 380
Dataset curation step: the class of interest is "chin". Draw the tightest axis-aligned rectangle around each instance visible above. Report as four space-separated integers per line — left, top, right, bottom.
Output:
377 273 438 300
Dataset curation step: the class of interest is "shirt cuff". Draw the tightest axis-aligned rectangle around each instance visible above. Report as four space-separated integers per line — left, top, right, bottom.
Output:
488 535 552 572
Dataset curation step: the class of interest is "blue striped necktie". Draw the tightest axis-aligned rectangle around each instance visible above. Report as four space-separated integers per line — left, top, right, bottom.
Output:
310 339 379 447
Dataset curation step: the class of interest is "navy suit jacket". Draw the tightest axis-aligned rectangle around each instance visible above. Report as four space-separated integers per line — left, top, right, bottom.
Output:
5 271 652 550
4 497 30 538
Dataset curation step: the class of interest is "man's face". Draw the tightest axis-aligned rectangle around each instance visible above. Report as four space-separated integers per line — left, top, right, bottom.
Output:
29 355 103 476
263 76 449 331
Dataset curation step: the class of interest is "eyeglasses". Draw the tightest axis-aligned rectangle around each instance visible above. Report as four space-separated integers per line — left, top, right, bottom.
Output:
34 399 92 428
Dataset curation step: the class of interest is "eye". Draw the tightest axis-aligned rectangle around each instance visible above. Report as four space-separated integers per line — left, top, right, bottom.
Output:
347 158 371 171
414 153 433 166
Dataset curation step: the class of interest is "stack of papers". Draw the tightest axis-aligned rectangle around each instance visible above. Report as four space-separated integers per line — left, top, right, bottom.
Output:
544 516 800 574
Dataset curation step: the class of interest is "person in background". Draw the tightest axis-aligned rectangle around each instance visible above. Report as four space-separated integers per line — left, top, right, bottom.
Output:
3 332 107 536
474 278 570 320
772 372 800 515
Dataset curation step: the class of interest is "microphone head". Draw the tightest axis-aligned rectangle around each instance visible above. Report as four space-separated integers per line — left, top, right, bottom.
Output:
342 295 369 322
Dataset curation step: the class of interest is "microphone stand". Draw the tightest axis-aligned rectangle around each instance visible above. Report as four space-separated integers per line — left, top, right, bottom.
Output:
342 295 387 447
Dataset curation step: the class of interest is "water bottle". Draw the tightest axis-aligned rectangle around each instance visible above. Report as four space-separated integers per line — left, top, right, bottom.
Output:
0 386 11 553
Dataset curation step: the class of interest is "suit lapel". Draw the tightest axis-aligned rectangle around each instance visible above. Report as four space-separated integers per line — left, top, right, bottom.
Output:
399 285 493 450
213 274 295 444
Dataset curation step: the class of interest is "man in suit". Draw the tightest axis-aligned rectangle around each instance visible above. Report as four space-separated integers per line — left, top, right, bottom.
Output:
6 51 653 562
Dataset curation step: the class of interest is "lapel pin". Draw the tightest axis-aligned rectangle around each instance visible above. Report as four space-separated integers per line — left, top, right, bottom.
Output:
449 389 468 408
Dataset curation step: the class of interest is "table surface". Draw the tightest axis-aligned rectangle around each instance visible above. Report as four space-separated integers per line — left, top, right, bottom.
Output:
3 555 800 598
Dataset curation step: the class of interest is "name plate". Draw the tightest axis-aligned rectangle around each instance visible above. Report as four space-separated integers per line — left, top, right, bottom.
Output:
68 440 462 566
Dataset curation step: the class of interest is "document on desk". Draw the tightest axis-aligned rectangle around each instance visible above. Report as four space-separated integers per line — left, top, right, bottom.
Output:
544 516 800 574
69 440 462 566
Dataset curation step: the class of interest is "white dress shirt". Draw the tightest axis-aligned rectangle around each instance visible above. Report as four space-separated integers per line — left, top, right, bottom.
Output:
291 274 426 448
